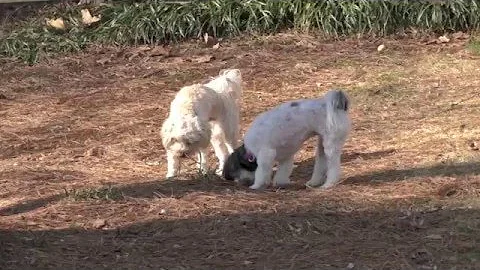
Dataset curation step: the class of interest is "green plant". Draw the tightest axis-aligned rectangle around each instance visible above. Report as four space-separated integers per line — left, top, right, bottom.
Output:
2 0 480 64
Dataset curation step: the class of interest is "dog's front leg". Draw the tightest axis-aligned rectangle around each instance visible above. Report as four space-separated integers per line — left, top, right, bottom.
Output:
166 151 180 178
210 122 230 175
250 148 276 190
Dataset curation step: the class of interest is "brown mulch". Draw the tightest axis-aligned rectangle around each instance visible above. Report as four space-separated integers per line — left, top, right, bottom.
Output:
0 34 479 269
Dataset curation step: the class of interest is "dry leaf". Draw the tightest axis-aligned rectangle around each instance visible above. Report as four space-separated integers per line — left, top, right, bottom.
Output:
469 141 479 151
294 62 317 73
452 31 470 40
377 44 385 52
78 0 105 4
86 146 107 157
95 57 111 65
425 234 443 240
148 46 170 57
81 9 101 26
92 219 107 229
438 35 450 43
46 18 66 30
194 55 214 63
203 33 217 47
212 43 220 50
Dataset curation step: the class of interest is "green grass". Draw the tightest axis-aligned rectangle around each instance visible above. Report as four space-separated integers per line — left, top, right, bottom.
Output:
467 37 480 54
3 0 480 64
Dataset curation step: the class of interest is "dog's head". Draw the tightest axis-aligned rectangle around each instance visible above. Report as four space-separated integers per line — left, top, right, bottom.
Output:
219 69 242 87
161 115 211 157
222 144 257 185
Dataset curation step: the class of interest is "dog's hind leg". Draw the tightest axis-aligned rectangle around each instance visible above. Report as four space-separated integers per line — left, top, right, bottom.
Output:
306 136 328 188
220 104 239 154
197 149 208 174
210 122 230 175
319 136 343 188
250 148 276 190
273 157 294 187
166 151 180 178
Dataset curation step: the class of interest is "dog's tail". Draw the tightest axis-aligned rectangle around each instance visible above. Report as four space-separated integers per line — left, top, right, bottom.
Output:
325 90 350 132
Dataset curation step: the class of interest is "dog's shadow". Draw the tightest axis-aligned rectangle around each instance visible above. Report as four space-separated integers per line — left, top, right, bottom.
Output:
119 173 243 199
292 149 480 185
292 149 396 181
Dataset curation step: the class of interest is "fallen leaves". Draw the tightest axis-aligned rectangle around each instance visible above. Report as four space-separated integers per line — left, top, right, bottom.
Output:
92 219 107 229
438 35 450 43
425 234 443 240
203 32 221 50
424 32 469 45
46 18 66 31
81 9 101 26
45 9 101 32
192 54 215 63
396 209 426 230
469 141 479 151
123 45 171 61
377 44 385 52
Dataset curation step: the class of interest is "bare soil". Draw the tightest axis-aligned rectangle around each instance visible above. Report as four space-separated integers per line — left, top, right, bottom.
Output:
1 34 479 269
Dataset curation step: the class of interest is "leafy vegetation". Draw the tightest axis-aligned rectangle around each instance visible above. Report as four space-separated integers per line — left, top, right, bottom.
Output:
2 0 480 63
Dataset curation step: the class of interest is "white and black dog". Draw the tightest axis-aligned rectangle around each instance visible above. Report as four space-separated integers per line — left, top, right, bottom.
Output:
161 69 242 178
223 90 350 190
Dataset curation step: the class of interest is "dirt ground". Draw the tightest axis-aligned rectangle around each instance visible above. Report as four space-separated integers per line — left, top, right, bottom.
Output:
1 34 480 269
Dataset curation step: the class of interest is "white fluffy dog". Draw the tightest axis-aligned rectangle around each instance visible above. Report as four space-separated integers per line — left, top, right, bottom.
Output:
223 90 350 190
161 69 242 178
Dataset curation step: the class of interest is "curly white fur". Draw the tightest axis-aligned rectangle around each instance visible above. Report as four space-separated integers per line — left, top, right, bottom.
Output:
223 90 350 190
161 69 242 178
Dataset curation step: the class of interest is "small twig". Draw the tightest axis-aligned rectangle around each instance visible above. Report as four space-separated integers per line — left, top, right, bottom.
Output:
153 191 167 198
443 93 479 112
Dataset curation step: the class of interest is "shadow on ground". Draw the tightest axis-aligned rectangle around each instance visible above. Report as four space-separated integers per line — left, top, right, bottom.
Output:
293 149 480 185
2 158 480 217
1 204 479 269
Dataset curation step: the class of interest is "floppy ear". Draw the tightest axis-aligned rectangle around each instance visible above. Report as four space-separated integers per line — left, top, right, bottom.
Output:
220 68 233 76
223 151 240 181
237 145 258 171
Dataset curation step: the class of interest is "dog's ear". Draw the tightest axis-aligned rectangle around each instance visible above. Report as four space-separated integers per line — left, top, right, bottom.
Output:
219 69 229 76
237 145 258 171
222 152 240 181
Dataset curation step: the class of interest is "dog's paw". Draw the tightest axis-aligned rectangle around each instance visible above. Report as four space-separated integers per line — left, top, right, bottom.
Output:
273 178 290 188
319 183 336 189
215 168 223 176
305 180 321 188
249 183 265 190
